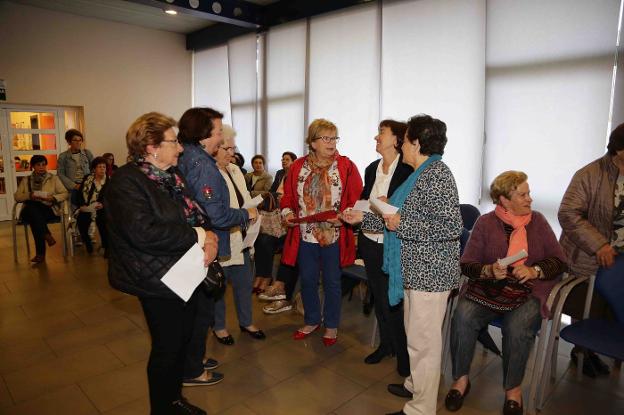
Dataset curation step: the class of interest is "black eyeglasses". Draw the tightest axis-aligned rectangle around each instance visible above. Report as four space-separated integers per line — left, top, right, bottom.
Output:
314 136 340 143
162 139 179 144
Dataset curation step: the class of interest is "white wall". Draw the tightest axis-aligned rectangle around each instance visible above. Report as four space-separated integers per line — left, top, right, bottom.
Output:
0 1 192 163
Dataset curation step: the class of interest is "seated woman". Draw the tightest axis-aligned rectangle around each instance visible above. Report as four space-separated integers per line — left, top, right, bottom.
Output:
76 157 108 255
14 155 69 263
445 171 567 415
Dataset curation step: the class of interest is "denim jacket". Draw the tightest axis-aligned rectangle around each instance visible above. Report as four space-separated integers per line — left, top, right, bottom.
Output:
57 149 94 190
177 144 249 258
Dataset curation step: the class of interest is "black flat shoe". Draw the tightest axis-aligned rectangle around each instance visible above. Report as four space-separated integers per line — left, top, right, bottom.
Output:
444 381 471 412
239 325 266 340
364 346 393 364
213 331 235 345
503 399 523 415
387 383 412 398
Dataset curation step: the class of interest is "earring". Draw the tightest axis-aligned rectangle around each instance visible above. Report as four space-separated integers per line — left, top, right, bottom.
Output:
152 153 158 160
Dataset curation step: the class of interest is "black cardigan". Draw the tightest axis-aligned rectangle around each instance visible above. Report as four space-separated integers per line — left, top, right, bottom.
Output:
360 155 414 200
104 163 203 300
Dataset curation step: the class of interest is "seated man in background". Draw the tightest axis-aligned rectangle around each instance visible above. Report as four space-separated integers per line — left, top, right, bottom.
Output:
14 155 68 263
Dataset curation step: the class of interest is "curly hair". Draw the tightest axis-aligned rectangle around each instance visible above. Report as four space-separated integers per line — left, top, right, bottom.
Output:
126 112 177 159
405 114 447 156
490 171 528 204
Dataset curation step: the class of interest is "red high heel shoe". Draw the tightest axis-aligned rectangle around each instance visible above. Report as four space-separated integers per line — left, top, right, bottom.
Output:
293 325 320 340
322 336 338 347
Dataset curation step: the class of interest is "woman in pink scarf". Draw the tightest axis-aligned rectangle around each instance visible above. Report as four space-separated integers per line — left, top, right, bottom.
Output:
444 171 567 415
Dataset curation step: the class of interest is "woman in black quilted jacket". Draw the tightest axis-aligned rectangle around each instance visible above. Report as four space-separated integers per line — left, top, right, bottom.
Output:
104 112 218 415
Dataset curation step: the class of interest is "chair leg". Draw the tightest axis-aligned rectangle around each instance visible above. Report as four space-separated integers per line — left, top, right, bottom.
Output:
527 319 550 415
12 220 18 263
24 224 31 259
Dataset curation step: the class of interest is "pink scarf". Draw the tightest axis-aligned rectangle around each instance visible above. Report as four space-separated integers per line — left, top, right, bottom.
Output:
494 205 531 267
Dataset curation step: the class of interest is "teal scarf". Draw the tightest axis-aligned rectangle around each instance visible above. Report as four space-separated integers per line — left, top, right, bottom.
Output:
382 154 442 306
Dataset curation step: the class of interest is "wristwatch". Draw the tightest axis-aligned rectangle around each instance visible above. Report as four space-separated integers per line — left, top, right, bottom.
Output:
533 265 543 279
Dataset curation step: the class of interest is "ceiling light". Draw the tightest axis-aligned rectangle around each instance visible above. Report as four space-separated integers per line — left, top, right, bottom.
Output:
164 9 178 15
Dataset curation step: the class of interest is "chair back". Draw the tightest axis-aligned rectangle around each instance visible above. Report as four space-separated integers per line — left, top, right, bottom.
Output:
459 204 480 231
595 254 624 323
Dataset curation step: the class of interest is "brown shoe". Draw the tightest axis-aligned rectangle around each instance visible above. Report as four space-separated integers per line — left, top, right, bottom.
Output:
30 255 45 263
44 233 56 247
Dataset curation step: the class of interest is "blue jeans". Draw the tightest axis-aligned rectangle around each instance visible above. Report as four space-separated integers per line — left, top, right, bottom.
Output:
451 296 541 390
297 241 342 329
214 250 253 330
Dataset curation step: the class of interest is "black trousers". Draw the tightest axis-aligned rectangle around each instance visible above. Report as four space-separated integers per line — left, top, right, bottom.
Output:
254 233 279 276
276 262 298 301
20 201 56 256
358 233 410 376
183 288 215 379
77 210 108 251
140 293 198 415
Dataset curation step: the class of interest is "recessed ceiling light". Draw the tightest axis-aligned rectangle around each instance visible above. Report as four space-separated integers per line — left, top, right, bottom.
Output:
164 9 177 15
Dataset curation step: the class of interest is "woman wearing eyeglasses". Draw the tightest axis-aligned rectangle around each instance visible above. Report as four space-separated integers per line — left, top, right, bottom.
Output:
281 118 362 346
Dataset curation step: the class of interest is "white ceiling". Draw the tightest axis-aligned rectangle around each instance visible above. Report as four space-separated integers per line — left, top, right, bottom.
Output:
9 0 278 34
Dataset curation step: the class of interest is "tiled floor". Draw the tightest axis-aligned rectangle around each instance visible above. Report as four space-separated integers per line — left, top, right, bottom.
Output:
0 222 622 414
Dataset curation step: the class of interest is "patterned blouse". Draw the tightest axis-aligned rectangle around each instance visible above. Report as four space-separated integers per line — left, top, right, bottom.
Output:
362 160 463 292
296 158 342 244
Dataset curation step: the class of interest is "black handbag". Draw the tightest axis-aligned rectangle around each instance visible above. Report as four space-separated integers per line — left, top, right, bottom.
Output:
201 260 226 298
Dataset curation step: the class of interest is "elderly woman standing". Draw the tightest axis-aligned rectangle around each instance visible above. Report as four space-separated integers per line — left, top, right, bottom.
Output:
105 112 218 415
14 155 68 263
177 108 259 353
282 118 362 346
212 126 266 342
344 114 462 415
558 122 624 376
444 171 567 415
358 120 413 376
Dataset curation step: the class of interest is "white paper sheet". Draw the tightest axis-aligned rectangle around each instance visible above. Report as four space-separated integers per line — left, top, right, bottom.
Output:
33 190 50 198
243 195 264 209
369 197 399 215
352 199 371 213
161 243 208 302
497 249 528 268
242 215 262 249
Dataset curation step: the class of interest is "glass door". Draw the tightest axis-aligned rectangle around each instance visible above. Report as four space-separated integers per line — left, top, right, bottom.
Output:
0 111 9 220
0 106 65 221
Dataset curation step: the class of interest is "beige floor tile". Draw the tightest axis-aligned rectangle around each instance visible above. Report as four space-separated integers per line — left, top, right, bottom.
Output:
320 345 397 388
0 338 55 375
0 375 14 409
20 289 106 320
78 360 148 412
105 331 151 365
218 403 259 414
102 395 150 415
0 305 29 327
244 366 364 415
540 378 624 415
73 301 128 325
0 384 98 415
0 310 84 347
183 358 279 413
333 380 411 415
45 316 142 356
3 344 123 402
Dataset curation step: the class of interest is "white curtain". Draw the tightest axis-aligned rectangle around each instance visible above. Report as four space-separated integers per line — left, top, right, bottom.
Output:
381 0 486 206
228 34 258 162
484 0 620 232
193 45 231 124
265 20 307 172
308 3 381 175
